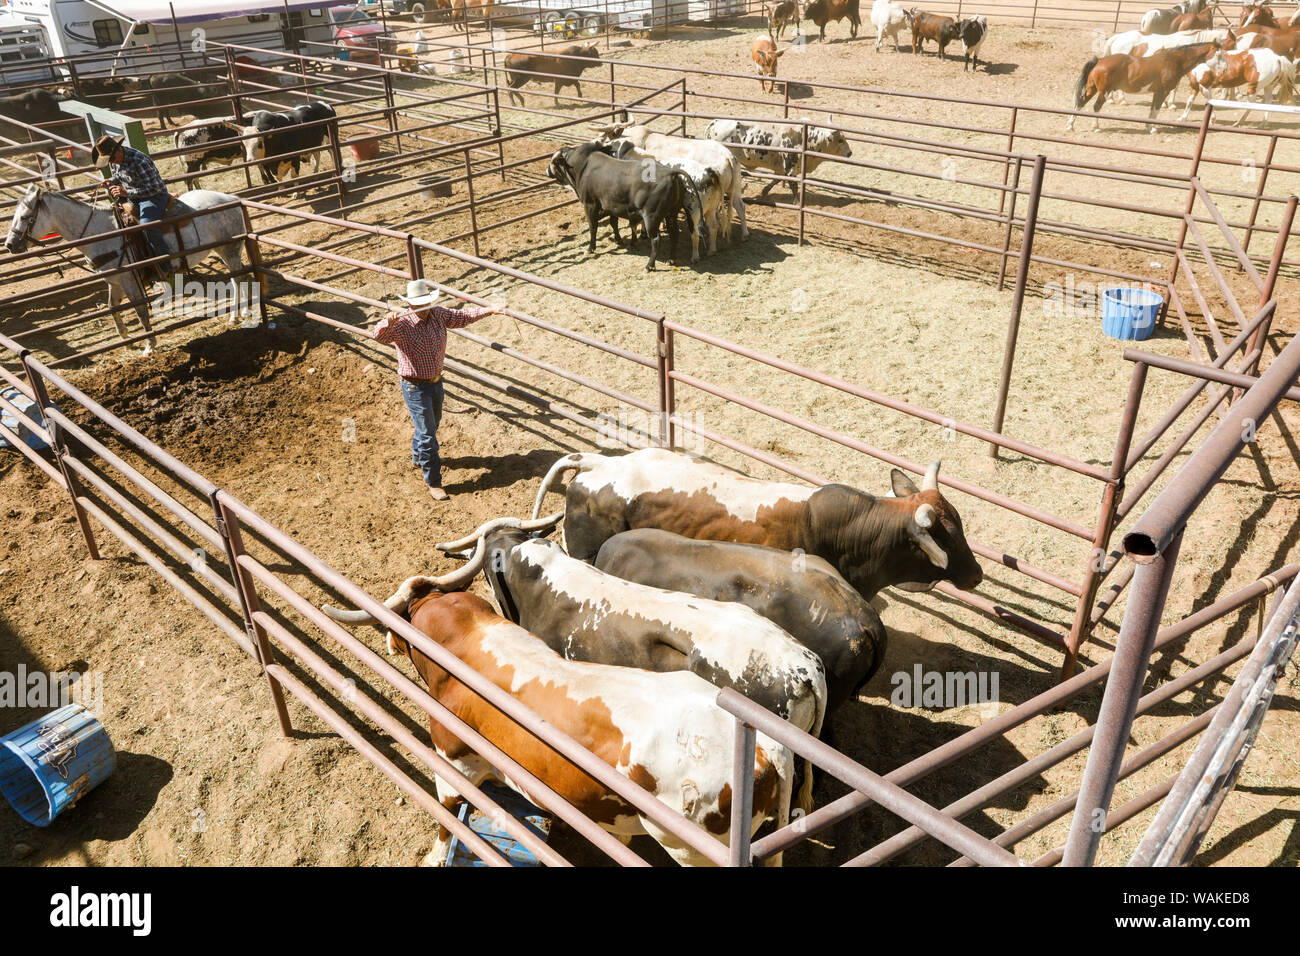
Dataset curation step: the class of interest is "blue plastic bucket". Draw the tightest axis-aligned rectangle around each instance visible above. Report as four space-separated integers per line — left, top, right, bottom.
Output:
0 387 52 453
0 703 115 827
1101 286 1163 341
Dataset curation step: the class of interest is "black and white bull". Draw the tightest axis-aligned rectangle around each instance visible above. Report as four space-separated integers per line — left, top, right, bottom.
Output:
241 101 338 191
173 119 246 190
530 448 983 600
594 528 889 719
955 15 989 71
546 141 700 271
704 119 853 196
434 518 828 813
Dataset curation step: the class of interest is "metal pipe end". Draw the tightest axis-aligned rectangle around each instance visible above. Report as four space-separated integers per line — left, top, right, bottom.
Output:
1123 532 1159 564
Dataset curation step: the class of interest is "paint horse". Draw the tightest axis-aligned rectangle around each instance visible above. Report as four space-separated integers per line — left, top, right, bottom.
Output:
1067 40 1229 132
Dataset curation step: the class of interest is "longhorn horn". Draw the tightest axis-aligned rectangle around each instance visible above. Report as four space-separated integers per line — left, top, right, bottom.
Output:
435 511 563 553
321 538 491 626
909 503 949 570
921 459 941 493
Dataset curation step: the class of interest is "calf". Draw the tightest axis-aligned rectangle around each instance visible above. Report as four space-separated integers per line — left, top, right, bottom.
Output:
173 119 246 190
595 528 888 720
871 0 908 51
322 573 795 866
905 8 960 58
531 448 983 599
241 101 338 191
764 0 800 39
955 15 988 70
546 141 695 270
705 118 853 196
590 122 749 244
751 34 786 94
503 45 601 108
803 0 861 42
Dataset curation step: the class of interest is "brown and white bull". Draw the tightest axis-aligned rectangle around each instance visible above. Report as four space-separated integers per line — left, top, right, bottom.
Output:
321 544 796 867
530 448 983 600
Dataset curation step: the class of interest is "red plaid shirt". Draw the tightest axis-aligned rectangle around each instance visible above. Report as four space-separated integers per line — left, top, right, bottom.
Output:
370 304 494 380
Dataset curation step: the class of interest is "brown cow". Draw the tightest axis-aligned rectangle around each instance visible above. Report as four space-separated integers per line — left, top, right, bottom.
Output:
323 563 796 867
751 34 787 93
802 0 860 42
531 449 984 600
503 44 601 108
904 8 959 58
764 0 800 39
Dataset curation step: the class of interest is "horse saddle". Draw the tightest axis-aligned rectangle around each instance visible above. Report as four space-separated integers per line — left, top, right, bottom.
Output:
117 195 196 275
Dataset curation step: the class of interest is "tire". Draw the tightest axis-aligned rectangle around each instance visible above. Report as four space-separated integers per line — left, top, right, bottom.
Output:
581 13 601 35
562 12 580 37
544 10 563 34
411 1 426 21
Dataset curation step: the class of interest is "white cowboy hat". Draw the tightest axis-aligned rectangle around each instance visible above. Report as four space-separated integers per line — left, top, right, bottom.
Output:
397 278 440 308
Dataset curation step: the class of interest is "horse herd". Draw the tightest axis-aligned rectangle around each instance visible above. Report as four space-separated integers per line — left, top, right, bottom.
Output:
1071 1 1300 131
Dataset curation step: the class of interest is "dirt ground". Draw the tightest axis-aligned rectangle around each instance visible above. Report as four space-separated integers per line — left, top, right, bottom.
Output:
1 14 1297 867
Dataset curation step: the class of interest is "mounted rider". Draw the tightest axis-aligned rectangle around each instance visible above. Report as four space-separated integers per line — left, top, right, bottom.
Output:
90 134 172 283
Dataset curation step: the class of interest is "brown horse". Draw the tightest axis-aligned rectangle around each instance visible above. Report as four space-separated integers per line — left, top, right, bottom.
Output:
1068 40 1229 131
1170 6 1214 31
1237 2 1280 29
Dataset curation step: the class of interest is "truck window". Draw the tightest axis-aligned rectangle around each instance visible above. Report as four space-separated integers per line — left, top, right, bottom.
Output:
92 19 124 47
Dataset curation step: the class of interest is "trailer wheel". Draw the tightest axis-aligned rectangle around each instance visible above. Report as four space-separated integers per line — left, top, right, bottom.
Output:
562 12 581 36
544 10 564 34
410 1 426 22
581 13 602 35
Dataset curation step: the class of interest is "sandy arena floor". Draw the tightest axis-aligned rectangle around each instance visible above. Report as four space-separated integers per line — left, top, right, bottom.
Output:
0 12 1297 867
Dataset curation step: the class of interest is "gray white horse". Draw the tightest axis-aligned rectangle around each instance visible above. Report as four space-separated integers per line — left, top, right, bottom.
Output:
4 184 250 353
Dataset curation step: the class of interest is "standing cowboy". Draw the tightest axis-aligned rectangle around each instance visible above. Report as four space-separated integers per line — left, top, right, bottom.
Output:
371 279 504 501
90 134 171 282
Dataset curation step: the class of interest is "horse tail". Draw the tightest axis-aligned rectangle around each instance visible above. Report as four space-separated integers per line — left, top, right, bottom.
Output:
1076 56 1101 107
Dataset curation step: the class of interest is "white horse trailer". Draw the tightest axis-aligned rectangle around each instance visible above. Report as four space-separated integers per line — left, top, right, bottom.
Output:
488 0 688 36
0 0 350 79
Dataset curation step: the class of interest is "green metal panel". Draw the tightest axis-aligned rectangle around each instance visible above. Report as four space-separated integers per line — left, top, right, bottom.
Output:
57 100 148 153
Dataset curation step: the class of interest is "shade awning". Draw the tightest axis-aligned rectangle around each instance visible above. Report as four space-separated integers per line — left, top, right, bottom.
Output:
96 0 361 25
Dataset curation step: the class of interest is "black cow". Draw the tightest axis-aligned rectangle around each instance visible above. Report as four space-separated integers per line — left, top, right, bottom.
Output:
955 15 988 71
141 72 231 129
173 119 246 190
240 101 338 190
545 141 696 271
0 88 65 139
595 528 889 718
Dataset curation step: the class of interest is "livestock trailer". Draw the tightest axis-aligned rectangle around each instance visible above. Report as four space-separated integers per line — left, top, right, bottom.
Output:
0 0 351 79
486 0 690 35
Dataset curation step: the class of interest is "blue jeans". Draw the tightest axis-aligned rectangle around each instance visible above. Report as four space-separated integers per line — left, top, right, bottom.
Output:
135 191 171 263
401 378 445 488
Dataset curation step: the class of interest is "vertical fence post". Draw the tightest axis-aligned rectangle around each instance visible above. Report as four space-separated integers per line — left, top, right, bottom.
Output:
655 319 670 447
239 205 269 326
383 69 401 155
988 154 1046 457
225 46 254 190
1031 0 1039 27
407 233 424 280
679 78 687 136
1242 133 1277 258
998 106 1018 218
1063 530 1184 867
538 0 546 48
664 325 677 449
211 494 293 737
609 60 616 111
728 717 757 867
1165 103 1213 300
1113 1 1121 32
463 148 481 258
1063 360 1149 682
996 157 1023 290
783 79 791 120
1243 195 1297 378
21 357 99 560
326 118 347 212
797 122 808 246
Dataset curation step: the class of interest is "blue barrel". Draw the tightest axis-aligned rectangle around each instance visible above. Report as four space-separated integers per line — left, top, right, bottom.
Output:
0 704 115 827
0 387 52 453
1101 287 1163 341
